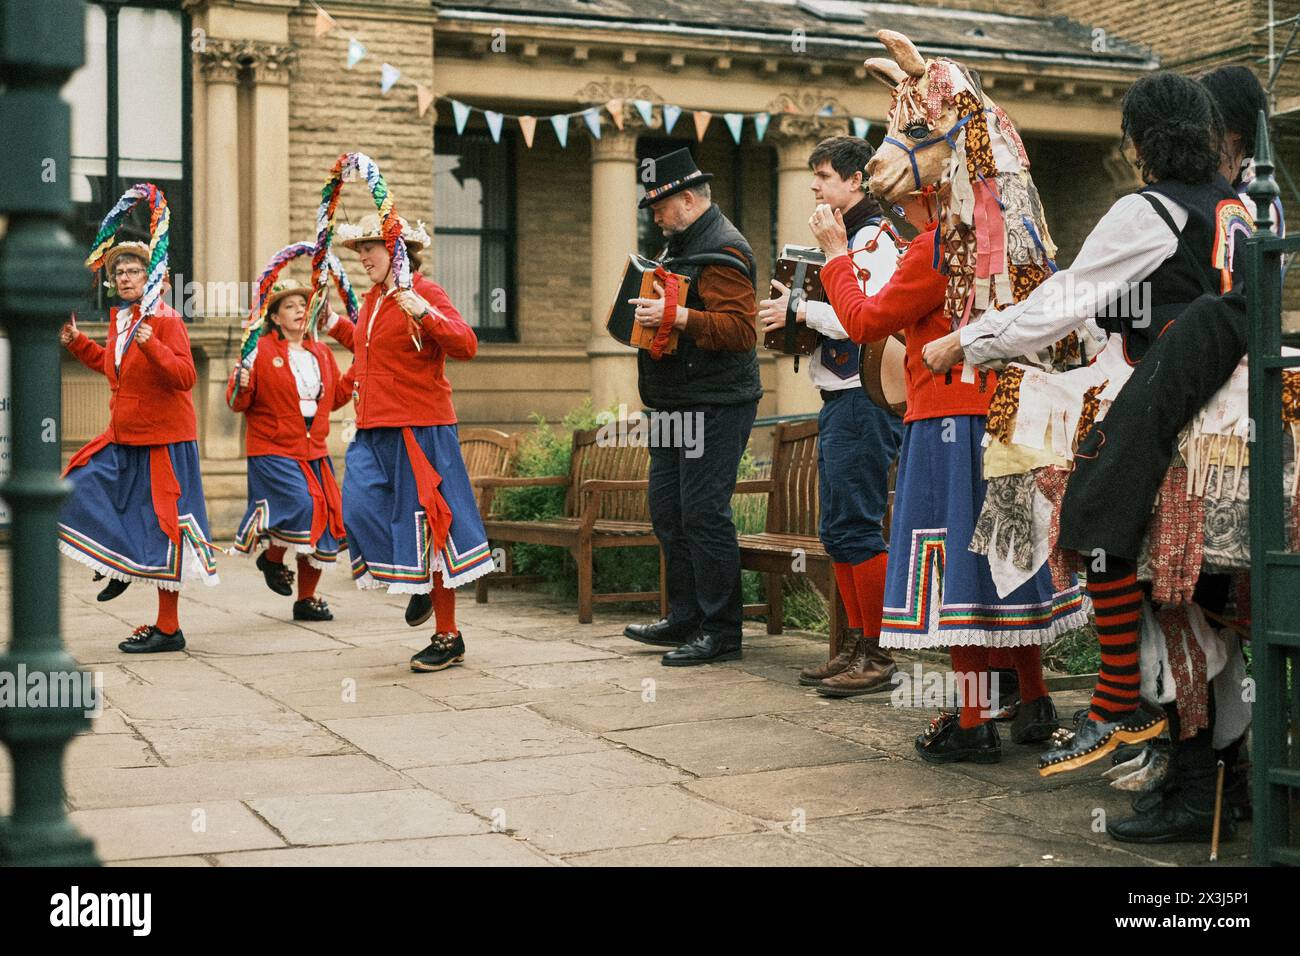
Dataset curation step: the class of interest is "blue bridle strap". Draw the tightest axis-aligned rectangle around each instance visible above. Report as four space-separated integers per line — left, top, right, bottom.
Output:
881 111 975 193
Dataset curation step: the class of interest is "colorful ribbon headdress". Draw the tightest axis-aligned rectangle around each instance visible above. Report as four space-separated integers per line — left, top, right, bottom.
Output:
229 241 360 406
308 151 410 331
85 182 170 319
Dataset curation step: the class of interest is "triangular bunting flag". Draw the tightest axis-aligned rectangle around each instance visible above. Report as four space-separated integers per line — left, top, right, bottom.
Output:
485 110 504 142
416 84 434 117
662 104 681 134
583 107 602 140
817 103 835 117
753 112 771 142
606 99 625 130
518 115 537 148
451 100 471 134
347 37 367 69
852 117 871 139
313 4 336 38
550 114 569 148
380 63 400 94
693 110 711 141
723 113 744 144
633 99 655 128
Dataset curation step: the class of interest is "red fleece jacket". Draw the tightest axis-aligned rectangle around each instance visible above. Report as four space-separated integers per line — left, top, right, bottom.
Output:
65 302 198 444
226 333 352 459
330 273 476 428
820 225 995 422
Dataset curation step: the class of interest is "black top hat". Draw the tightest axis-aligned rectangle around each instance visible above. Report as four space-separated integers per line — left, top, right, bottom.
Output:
638 147 714 209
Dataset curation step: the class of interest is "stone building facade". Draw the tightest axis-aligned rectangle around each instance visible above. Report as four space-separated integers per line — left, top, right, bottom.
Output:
58 0 1292 533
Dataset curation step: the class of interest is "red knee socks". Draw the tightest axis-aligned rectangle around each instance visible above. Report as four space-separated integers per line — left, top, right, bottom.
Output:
1007 645 1049 704
156 588 179 634
948 645 991 728
850 553 889 637
433 572 457 634
1087 562 1143 723
833 563 864 629
265 544 287 564
297 557 321 601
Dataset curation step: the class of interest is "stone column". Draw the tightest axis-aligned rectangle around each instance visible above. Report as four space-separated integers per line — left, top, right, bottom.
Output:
197 40 243 316
588 116 644 414
769 113 849 417
244 42 296 279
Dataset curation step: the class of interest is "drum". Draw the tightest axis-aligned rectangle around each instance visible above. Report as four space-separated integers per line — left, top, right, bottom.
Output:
606 254 690 354
860 332 907 416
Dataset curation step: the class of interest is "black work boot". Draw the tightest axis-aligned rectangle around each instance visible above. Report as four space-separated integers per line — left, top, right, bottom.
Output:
1110 730 1230 844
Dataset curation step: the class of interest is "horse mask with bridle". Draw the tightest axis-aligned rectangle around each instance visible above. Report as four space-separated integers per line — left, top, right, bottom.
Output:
863 30 1070 365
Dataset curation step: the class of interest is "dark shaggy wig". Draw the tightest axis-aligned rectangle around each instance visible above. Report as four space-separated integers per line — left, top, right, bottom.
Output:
1198 65 1269 157
1120 71 1224 184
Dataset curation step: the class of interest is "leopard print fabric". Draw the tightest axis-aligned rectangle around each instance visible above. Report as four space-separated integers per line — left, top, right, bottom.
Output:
1009 261 1050 305
983 365 1024 445
952 90 996 181
1283 369 1300 423
1074 384 1103 451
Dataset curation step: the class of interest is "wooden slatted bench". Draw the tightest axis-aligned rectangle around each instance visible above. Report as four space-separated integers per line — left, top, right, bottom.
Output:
736 418 895 658
473 424 666 623
457 427 527 603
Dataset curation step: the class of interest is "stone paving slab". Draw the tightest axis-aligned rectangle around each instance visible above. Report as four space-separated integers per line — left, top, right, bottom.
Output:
607 715 876 777
531 681 829 734
489 784 760 855
684 758 1002 821
70 801 285 862
406 749 690 806
66 755 411 811
131 711 352 765
568 832 858 867
212 834 555 867
247 789 487 845
325 706 606 769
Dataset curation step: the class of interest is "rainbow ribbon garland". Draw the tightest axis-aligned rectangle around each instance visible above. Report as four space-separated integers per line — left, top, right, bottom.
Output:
85 183 171 326
230 241 360 405
309 151 410 331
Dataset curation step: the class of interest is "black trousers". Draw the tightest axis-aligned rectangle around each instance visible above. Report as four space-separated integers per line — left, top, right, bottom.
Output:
647 401 757 640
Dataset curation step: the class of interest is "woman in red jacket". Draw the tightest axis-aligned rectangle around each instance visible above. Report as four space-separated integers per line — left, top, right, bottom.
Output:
331 214 493 672
58 241 218 653
806 197 1087 763
227 278 353 621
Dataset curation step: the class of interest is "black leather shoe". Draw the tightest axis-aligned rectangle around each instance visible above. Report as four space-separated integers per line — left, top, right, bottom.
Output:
1010 694 1059 744
989 668 1020 721
1109 794 1232 844
1038 703 1167 777
661 633 741 666
293 597 334 621
405 592 434 627
118 625 186 654
97 577 131 602
256 551 294 596
624 618 700 646
410 632 466 672
915 712 1001 764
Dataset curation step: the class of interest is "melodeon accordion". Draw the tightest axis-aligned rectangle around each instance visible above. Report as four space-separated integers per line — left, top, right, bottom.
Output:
606 254 690 355
763 245 825 370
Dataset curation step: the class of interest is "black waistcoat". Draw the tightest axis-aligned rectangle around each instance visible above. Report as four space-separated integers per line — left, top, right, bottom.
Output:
1101 176 1236 363
638 205 763 409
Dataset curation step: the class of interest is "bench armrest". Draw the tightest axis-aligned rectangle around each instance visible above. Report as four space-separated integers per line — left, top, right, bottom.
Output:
577 478 651 536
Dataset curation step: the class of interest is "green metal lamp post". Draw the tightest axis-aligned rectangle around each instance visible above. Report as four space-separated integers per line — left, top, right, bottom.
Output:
0 0 99 865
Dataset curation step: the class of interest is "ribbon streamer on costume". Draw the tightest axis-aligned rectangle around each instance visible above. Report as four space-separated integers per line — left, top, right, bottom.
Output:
229 241 359 406
308 151 410 335
649 266 679 361
85 182 171 335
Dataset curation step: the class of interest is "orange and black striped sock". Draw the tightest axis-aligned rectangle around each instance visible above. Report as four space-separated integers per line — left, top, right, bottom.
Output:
1087 561 1142 723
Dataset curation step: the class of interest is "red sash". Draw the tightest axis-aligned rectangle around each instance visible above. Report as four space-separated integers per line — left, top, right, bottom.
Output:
400 427 453 559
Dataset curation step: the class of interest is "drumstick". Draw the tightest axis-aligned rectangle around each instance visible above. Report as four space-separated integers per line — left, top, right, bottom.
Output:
1210 758 1225 862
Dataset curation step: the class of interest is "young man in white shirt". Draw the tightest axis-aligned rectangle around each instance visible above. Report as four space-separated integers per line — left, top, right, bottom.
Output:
759 136 905 695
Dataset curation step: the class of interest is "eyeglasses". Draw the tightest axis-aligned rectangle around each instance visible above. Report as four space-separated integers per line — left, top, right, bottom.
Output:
114 268 146 279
